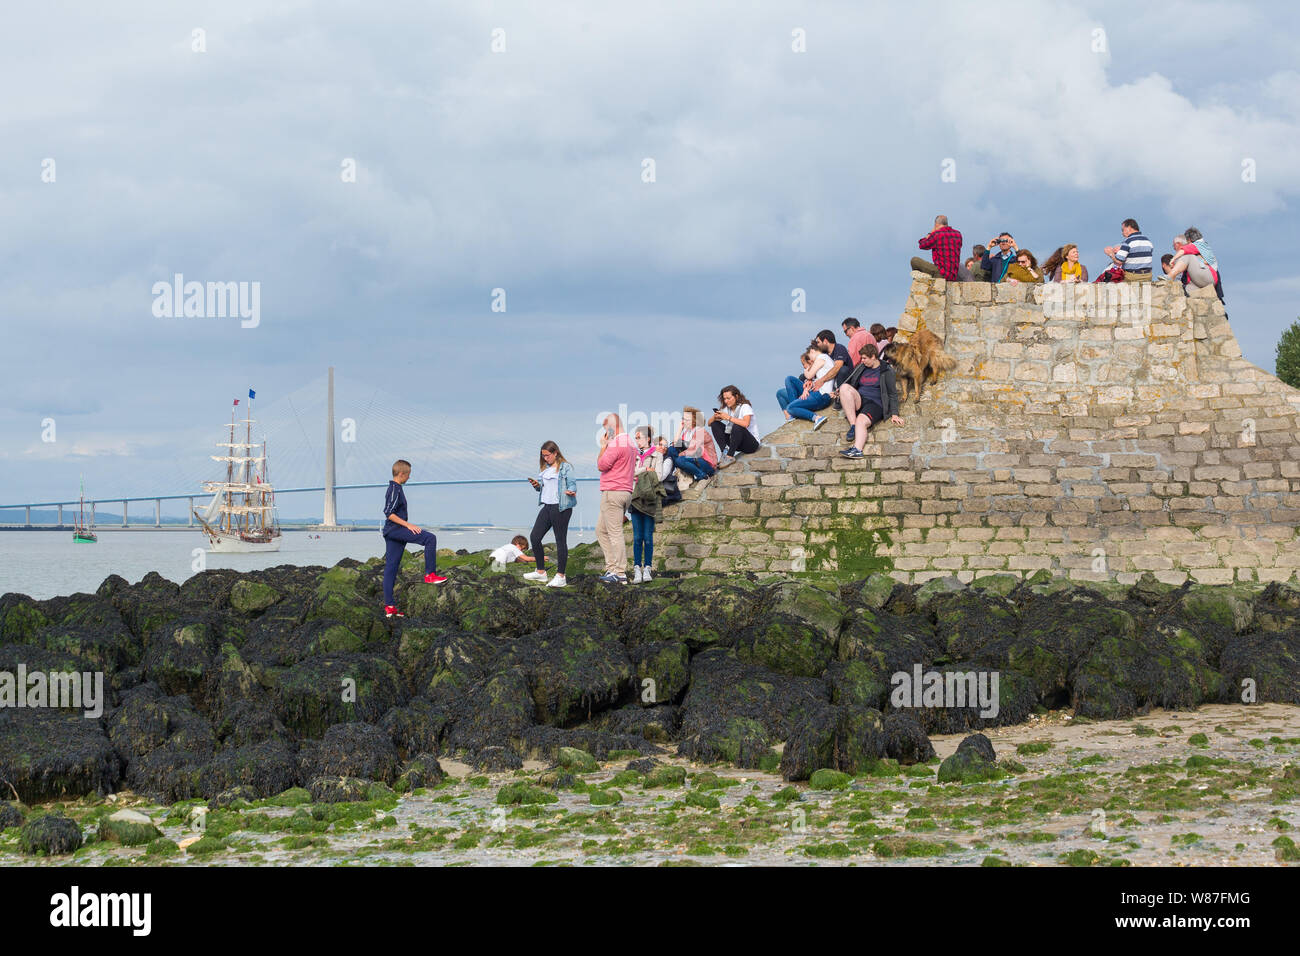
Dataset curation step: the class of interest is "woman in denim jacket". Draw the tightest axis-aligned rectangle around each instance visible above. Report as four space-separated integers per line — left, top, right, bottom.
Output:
524 440 577 588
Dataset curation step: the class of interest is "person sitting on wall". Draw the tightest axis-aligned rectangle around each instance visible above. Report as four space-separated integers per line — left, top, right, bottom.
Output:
1003 249 1044 284
1050 244 1089 282
708 386 761 459
838 344 903 459
911 214 963 281
1165 228 1222 298
777 346 833 429
957 257 978 281
813 329 853 391
966 244 989 281
842 317 877 367
1104 218 1153 281
981 233 1018 282
664 406 718 484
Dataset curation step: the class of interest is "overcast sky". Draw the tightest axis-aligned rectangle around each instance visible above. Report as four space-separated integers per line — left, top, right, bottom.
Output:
2 0 1298 527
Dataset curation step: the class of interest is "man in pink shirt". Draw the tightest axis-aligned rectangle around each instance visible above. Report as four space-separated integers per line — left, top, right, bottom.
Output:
596 412 636 583
841 317 877 367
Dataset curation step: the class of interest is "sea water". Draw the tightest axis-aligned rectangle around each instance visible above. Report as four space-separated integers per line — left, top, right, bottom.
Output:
0 527 563 599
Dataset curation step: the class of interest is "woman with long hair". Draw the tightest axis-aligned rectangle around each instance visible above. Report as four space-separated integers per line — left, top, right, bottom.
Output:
1003 249 1043 283
1050 244 1089 282
664 405 718 483
709 385 761 459
523 440 577 587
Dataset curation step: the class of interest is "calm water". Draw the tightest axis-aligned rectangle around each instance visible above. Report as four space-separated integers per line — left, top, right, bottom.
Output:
0 527 566 600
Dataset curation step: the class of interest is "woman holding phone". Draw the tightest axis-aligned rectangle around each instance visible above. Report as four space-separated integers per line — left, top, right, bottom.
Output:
523 440 577 587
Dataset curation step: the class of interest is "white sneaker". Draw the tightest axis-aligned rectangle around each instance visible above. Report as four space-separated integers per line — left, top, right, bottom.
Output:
642 565 653 581
546 574 567 588
523 570 548 582
632 565 644 583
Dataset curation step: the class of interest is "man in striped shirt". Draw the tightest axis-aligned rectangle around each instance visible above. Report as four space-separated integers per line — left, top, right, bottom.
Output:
1105 218 1153 281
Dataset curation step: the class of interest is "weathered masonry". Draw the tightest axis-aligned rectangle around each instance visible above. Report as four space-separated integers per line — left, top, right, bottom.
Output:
648 276 1300 585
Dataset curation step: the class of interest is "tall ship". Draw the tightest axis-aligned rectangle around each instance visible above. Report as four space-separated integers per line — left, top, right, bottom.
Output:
72 475 96 543
194 390 282 553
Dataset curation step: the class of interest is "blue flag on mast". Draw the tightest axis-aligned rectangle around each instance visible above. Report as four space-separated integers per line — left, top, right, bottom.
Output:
248 389 256 400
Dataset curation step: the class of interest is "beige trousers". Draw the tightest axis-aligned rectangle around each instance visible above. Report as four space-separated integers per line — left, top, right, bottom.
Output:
597 490 632 574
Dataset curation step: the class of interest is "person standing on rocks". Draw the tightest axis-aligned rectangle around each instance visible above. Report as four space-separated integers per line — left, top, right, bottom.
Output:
911 215 963 281
381 459 446 618
523 440 576 588
596 413 635 584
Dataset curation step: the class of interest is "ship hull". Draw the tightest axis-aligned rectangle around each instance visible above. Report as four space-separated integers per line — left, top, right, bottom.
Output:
73 532 97 543
206 533 282 553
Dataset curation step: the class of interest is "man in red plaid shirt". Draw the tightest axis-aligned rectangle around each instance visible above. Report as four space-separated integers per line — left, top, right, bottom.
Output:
911 215 963 281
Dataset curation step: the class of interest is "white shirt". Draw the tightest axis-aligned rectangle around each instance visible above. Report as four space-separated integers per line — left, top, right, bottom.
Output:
490 543 524 564
538 465 559 505
809 352 835 395
728 403 759 441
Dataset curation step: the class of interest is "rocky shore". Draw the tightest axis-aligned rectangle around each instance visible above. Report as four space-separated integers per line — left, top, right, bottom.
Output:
1 546 1298 852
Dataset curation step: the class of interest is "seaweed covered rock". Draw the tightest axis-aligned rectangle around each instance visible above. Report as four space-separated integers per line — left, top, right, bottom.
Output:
1071 617 1229 719
0 801 24 830
881 712 936 764
272 653 404 737
5 561 1300 807
938 734 1002 784
679 648 830 744
298 722 400 784
19 813 83 856
198 738 299 798
0 709 120 803
396 753 445 791
308 775 371 803
779 703 887 781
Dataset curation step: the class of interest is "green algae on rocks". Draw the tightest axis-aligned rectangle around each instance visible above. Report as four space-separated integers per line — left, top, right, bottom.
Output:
0 560 1297 811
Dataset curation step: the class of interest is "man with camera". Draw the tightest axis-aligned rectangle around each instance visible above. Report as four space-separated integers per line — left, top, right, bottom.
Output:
981 233 1018 282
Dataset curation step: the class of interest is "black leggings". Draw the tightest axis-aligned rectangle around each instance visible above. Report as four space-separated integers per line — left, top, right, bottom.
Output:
530 503 572 574
711 420 760 456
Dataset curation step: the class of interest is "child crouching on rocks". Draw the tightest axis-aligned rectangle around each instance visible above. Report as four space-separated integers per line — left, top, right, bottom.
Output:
489 535 534 571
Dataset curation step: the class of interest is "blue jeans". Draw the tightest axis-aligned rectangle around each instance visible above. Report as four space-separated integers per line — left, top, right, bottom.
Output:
777 375 805 412
665 445 715 480
630 508 654 566
382 526 437 605
787 390 830 422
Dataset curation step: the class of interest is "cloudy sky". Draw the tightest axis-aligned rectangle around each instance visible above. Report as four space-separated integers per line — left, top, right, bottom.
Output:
2 0 1298 527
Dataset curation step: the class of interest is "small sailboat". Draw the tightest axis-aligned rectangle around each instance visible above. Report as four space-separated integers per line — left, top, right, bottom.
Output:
194 390 282 553
72 476 96 543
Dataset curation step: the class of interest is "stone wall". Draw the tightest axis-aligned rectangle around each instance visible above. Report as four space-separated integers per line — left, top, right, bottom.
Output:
642 276 1300 585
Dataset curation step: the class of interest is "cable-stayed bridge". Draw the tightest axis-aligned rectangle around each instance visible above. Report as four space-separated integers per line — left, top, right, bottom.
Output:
0 369 601 530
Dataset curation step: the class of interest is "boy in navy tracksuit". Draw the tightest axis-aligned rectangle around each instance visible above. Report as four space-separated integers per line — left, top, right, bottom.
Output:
382 459 446 617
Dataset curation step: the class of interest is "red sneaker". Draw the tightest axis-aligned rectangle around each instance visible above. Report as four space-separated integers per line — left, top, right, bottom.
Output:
384 605 405 618
424 573 448 585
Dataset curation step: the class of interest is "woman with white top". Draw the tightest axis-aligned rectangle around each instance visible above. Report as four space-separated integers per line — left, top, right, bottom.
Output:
523 440 577 587
709 385 761 458
777 346 834 429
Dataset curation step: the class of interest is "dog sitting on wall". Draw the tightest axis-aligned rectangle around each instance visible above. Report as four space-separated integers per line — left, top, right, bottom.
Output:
882 328 956 403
